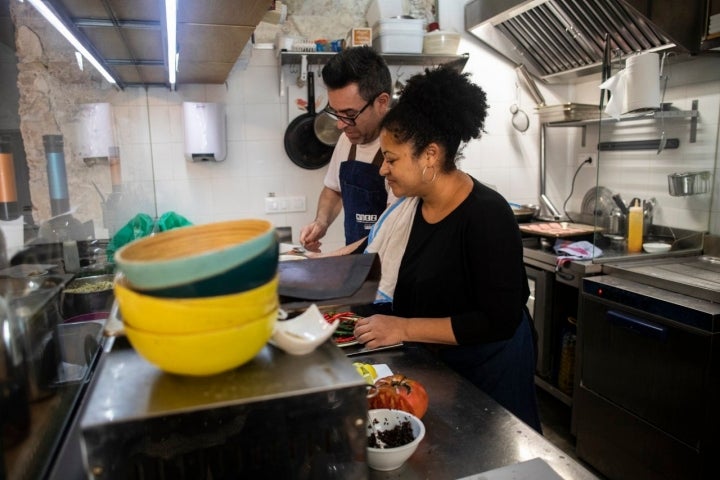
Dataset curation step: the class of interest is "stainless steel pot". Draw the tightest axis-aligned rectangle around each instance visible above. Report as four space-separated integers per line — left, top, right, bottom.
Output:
2 274 72 401
61 274 115 320
668 171 710 196
0 295 31 446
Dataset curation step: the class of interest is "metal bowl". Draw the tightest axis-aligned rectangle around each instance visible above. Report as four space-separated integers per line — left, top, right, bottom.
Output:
511 204 540 222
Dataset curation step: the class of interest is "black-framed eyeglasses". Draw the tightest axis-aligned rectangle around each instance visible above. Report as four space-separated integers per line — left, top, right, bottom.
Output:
321 94 379 126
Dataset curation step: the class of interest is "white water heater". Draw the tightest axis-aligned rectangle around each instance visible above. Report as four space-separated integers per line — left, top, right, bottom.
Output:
183 102 227 162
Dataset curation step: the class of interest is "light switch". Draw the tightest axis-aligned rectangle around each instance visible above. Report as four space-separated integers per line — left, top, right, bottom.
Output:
264 195 306 213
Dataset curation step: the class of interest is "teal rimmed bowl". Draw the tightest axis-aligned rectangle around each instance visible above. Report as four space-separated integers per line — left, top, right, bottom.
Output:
114 219 277 296
137 239 278 298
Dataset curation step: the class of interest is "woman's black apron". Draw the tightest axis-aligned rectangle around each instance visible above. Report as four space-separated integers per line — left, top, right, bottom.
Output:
339 144 387 244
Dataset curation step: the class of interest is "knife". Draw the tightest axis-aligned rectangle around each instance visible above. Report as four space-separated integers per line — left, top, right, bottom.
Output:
600 33 611 108
345 343 404 357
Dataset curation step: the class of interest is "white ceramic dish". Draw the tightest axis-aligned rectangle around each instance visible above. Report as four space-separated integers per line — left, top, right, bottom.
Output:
367 409 425 471
643 242 672 253
270 304 339 355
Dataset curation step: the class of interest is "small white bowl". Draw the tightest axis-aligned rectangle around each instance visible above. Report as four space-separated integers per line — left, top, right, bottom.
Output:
367 409 425 471
270 304 338 355
643 242 672 253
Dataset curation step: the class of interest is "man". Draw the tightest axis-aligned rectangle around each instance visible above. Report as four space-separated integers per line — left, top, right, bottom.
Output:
299 46 395 252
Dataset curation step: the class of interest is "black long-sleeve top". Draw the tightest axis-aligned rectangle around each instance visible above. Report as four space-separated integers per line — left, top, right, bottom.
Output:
392 177 529 345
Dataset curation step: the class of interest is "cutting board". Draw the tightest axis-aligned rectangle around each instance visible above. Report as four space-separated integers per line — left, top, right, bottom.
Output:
519 222 600 238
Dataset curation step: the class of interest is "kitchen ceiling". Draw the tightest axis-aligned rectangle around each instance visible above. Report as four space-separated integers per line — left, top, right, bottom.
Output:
54 0 273 88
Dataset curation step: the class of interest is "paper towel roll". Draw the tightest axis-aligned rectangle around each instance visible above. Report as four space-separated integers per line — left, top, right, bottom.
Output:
624 52 660 113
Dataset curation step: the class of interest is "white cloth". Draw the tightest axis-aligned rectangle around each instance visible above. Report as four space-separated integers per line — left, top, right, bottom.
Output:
553 239 603 267
322 133 397 204
365 196 419 302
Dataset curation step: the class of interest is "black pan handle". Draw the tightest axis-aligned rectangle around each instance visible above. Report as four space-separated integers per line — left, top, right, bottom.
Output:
612 194 628 214
307 71 315 115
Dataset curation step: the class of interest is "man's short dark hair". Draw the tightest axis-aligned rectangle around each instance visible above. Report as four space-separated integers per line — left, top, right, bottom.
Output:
321 46 392 101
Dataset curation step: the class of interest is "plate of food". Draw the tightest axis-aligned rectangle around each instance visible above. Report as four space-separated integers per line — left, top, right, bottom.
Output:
323 311 363 347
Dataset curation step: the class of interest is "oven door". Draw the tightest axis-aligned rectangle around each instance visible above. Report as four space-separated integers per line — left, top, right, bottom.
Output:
575 276 718 480
580 295 710 446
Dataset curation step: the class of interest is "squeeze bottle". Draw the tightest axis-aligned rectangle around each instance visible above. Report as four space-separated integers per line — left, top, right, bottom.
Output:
627 199 644 253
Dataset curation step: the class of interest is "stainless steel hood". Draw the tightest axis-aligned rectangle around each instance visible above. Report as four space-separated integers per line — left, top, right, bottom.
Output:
465 0 706 84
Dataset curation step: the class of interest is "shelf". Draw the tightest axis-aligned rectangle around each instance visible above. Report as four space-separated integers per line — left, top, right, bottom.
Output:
535 375 573 407
544 100 700 145
279 51 469 97
544 108 699 128
280 51 469 69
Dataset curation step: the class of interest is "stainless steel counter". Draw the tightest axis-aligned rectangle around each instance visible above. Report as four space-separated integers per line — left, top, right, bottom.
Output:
74 336 599 479
351 343 599 479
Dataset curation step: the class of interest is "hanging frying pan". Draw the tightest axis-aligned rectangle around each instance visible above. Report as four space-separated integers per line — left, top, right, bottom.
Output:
284 71 334 169
314 109 342 146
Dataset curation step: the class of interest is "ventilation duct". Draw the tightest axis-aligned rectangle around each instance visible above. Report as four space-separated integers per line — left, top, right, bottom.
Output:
465 0 707 83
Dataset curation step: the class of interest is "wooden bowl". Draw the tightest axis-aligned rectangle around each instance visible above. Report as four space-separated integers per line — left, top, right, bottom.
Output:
114 219 277 296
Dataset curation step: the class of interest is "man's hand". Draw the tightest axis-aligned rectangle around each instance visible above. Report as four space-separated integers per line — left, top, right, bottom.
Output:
299 220 328 252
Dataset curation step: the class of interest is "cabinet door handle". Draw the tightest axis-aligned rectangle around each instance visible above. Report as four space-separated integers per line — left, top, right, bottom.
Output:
607 310 667 340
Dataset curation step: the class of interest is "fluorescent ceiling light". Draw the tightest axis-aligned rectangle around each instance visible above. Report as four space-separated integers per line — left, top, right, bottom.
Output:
25 0 117 85
165 0 177 88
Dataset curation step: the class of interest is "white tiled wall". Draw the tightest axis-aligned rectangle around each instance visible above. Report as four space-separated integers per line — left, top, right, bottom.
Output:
102 4 719 252
562 57 720 234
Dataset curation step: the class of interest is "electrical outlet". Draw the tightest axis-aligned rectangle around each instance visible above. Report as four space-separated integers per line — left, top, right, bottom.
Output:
264 195 306 213
577 153 597 165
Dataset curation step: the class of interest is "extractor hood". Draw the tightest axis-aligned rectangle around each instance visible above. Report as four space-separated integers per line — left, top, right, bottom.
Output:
37 0 273 88
465 0 707 84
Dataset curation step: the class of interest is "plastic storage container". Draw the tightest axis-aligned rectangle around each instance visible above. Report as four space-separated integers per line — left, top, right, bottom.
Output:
366 0 404 28
372 18 424 54
423 30 461 54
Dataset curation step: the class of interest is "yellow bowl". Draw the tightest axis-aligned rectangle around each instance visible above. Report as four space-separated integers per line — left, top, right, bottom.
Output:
115 275 279 334
124 308 277 376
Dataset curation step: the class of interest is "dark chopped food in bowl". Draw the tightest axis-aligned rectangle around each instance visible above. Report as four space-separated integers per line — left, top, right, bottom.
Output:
368 418 414 448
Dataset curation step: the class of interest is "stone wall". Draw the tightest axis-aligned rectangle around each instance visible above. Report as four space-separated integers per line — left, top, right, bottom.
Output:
11 1 115 231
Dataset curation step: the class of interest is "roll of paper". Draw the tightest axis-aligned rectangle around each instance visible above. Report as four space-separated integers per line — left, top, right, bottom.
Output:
623 52 660 113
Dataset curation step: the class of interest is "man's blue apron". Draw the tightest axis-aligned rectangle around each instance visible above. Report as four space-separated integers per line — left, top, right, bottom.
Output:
339 144 387 245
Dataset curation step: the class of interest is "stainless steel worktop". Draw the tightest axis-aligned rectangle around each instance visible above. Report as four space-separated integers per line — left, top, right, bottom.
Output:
354 343 599 480
75 335 599 479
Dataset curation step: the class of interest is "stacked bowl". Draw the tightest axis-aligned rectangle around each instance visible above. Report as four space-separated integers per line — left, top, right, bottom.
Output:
113 219 279 376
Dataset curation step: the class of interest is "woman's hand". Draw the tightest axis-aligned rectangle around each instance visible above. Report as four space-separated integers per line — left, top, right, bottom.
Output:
353 314 407 349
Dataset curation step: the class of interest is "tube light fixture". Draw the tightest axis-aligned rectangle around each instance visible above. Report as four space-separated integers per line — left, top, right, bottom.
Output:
165 0 177 88
24 0 118 85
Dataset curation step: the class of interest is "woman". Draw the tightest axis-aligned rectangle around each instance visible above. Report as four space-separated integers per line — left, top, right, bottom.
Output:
353 66 542 432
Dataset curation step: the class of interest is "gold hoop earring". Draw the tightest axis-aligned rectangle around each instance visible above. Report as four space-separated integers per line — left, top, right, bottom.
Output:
421 165 437 183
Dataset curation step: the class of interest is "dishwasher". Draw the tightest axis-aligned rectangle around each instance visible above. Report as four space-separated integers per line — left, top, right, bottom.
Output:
575 264 720 480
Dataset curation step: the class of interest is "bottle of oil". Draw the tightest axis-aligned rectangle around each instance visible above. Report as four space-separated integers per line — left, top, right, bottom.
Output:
627 198 644 253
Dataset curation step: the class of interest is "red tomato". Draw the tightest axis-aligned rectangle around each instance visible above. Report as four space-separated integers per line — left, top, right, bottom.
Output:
368 374 429 419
